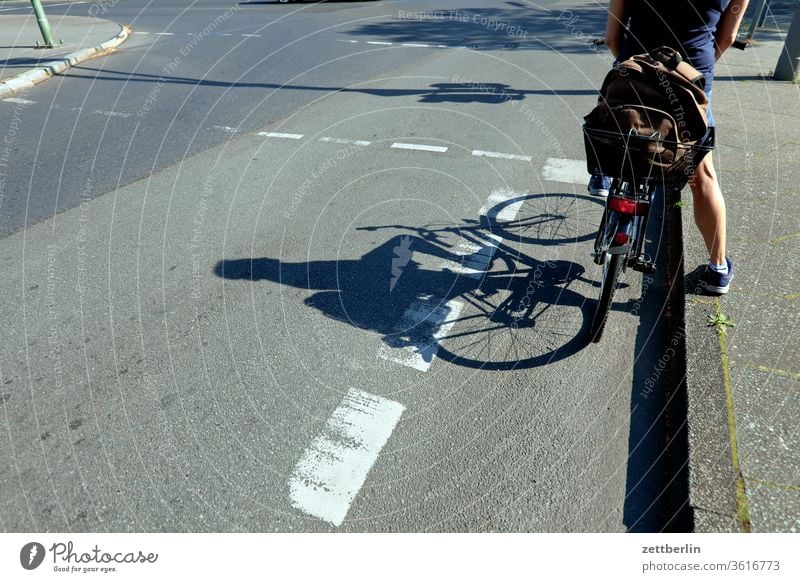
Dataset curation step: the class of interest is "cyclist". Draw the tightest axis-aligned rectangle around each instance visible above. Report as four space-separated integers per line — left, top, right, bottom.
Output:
590 0 749 294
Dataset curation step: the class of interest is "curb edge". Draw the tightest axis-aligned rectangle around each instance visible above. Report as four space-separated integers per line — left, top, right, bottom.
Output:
0 23 130 99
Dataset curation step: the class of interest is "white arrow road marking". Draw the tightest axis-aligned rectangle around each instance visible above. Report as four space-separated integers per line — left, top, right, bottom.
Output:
289 388 405 527
542 158 590 185
378 298 464 372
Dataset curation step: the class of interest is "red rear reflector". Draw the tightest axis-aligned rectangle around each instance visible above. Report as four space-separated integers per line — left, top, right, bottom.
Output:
613 232 630 246
608 197 647 215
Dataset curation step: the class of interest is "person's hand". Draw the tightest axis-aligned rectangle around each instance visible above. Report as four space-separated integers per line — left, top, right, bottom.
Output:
715 0 750 60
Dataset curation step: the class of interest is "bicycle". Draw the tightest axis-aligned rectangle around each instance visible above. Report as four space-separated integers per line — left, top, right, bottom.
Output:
583 127 713 342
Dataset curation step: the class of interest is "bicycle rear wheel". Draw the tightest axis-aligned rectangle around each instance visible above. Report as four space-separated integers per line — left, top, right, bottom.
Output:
590 253 625 342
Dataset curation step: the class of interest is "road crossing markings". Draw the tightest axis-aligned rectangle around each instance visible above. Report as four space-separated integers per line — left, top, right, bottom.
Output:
472 149 532 162
288 388 405 527
258 131 304 140
542 158 590 186
377 298 464 372
2 97 35 105
391 142 448 153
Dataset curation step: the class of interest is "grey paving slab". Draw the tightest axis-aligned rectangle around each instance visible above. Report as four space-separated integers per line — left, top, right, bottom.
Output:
745 481 800 533
683 0 800 532
733 369 800 488
692 508 740 533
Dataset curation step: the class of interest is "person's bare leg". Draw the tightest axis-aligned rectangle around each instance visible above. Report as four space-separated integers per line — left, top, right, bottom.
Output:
689 155 727 266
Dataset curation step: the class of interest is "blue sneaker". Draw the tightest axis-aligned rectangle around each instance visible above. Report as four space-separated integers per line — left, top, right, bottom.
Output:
702 257 734 294
588 173 611 197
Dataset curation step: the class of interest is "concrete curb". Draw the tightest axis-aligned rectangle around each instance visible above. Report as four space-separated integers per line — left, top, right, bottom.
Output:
679 210 747 533
0 23 130 99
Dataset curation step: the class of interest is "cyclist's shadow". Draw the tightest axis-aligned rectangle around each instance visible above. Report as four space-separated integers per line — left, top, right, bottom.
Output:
215 221 596 370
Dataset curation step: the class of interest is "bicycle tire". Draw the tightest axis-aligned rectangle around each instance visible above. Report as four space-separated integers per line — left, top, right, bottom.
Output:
590 253 624 343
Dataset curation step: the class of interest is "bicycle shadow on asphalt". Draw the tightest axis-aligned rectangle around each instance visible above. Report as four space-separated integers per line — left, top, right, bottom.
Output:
214 194 612 370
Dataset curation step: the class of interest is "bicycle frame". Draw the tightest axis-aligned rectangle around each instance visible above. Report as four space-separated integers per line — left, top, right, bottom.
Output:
593 177 658 274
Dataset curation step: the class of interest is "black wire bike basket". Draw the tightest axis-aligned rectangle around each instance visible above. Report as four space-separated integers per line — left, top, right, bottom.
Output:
583 125 714 189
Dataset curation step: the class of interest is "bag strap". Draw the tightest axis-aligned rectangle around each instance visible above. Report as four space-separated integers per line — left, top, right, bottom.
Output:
650 46 706 88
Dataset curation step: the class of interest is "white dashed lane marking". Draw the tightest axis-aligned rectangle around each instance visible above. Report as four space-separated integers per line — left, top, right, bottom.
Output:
479 189 526 223
318 137 372 146
378 298 465 372
542 158 590 185
93 110 131 119
439 190 525 278
472 149 532 162
338 39 534 51
2 97 36 105
376 189 526 372
258 132 534 163
288 388 405 527
441 233 503 279
258 132 304 140
133 31 261 38
391 142 448 153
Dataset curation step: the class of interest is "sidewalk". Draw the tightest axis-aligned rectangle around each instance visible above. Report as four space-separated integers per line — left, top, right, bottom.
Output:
0 11 128 97
682 2 800 532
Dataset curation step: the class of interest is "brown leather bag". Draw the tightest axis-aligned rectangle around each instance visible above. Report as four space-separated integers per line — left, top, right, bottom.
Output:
584 46 709 180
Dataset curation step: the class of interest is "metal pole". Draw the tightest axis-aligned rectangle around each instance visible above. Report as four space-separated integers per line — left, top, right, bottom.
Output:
30 0 61 48
774 3 800 81
733 0 770 49
757 0 770 28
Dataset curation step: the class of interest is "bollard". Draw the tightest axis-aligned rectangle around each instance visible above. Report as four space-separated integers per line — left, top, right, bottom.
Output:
30 0 62 48
774 3 800 80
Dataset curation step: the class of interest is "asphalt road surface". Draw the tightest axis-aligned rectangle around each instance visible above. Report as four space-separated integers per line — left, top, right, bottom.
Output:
0 0 681 532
